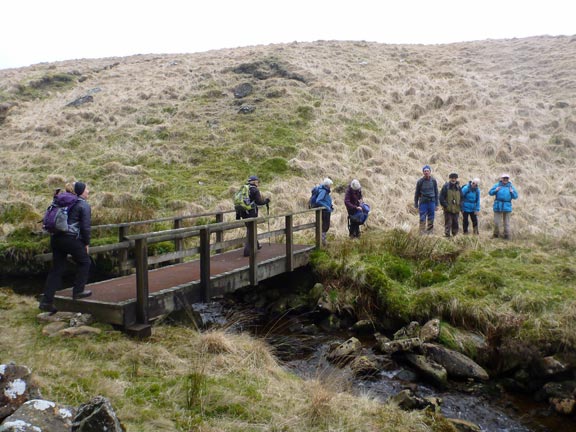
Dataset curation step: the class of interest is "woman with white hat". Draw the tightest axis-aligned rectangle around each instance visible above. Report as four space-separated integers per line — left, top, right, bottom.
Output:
488 173 518 239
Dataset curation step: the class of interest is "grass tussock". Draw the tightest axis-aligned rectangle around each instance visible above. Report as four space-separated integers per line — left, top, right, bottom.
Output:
312 230 576 353
1 36 576 257
0 290 448 431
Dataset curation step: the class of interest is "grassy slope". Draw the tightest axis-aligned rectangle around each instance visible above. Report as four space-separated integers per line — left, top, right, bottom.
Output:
0 289 452 432
1 36 576 245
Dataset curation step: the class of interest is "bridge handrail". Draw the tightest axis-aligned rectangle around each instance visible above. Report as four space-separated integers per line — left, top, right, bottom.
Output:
91 209 236 230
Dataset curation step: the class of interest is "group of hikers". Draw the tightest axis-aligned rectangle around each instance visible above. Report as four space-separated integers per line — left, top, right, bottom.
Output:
414 165 519 239
38 166 518 314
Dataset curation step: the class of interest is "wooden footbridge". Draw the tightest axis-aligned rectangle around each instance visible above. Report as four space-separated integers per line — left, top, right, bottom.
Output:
37 208 323 337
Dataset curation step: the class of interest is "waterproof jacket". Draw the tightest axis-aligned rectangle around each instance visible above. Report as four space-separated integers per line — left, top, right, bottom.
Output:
64 197 91 246
488 181 518 212
344 186 363 216
414 177 439 207
315 185 333 213
440 181 461 214
461 182 481 213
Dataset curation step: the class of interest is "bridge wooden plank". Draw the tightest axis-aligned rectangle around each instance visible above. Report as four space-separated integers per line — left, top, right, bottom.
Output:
54 243 310 305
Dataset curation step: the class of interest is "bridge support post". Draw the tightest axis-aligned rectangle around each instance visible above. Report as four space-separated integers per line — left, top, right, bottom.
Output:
315 209 323 249
131 237 151 338
247 220 258 286
118 225 129 275
200 227 211 301
285 215 294 272
173 217 184 264
215 212 224 254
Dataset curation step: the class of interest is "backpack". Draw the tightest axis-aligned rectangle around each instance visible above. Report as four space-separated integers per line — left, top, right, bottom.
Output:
42 191 79 234
233 184 253 212
349 202 371 225
308 185 322 209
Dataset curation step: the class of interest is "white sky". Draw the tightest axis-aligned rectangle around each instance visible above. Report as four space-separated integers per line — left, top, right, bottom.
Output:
2 0 574 70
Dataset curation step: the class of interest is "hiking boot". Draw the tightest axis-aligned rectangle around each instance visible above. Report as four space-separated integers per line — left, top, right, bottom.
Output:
39 303 57 315
463 231 469 235
73 290 92 300
492 233 499 239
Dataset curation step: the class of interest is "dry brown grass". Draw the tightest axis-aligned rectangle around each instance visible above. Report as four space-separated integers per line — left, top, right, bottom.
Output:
1 36 575 240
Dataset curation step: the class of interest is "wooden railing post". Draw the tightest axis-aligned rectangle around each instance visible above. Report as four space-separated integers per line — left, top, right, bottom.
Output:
173 217 184 263
285 215 294 272
315 209 323 249
215 212 224 254
199 227 211 302
247 220 258 286
118 226 129 275
134 238 149 325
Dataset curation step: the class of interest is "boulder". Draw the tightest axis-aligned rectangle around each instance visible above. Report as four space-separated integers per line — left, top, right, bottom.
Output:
394 321 420 340
378 337 422 355
419 319 440 342
423 343 489 381
390 389 437 411
72 396 125 431
42 321 68 336
326 337 362 366
0 399 74 431
350 355 380 378
403 353 448 388
0 364 40 421
447 418 482 432
233 83 253 98
533 356 569 378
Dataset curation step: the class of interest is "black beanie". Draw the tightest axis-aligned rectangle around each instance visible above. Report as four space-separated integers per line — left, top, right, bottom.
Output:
74 181 86 196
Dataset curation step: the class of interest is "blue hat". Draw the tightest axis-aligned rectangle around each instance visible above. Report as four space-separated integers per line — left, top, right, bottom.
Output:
422 165 431 172
248 175 259 182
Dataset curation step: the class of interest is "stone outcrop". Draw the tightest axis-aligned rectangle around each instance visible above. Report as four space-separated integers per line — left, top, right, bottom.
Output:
0 364 40 422
72 396 125 432
423 343 489 381
0 399 75 431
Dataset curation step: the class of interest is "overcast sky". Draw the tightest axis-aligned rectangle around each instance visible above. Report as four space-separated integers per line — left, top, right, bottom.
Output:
2 0 574 70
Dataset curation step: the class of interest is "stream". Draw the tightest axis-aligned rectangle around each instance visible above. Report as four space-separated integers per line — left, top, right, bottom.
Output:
207 301 571 432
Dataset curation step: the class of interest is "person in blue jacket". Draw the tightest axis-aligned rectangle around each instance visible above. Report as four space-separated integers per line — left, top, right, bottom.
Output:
315 178 334 245
461 177 481 235
488 173 518 239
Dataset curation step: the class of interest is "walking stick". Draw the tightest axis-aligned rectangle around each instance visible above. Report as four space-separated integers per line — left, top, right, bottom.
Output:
266 202 271 245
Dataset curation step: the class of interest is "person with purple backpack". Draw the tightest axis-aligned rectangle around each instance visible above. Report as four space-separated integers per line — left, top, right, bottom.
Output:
39 181 92 314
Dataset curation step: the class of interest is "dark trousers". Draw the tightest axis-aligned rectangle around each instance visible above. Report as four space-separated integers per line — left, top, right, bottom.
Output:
321 209 331 233
462 211 478 233
43 235 91 304
444 212 460 237
348 217 361 238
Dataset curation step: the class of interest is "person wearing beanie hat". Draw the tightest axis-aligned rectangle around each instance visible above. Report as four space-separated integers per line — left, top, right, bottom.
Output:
489 173 518 239
74 181 86 196
345 179 365 238
461 178 481 235
414 165 439 234
310 178 334 245
440 172 462 237
236 175 270 256
40 181 92 314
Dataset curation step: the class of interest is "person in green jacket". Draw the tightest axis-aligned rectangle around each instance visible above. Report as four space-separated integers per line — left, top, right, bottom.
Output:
439 173 461 237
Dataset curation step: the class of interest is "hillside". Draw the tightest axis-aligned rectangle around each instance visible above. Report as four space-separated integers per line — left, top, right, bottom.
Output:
1 36 576 242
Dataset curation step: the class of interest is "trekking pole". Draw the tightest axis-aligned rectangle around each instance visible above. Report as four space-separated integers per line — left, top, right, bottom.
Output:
266 202 271 245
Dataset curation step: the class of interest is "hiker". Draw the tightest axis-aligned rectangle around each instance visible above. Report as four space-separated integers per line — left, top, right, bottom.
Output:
235 175 270 256
488 173 518 239
40 181 92 314
312 178 334 245
440 172 462 237
414 165 439 234
344 179 364 238
461 177 481 235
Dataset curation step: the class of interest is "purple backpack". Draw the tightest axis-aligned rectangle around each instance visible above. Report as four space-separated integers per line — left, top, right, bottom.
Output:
42 191 79 234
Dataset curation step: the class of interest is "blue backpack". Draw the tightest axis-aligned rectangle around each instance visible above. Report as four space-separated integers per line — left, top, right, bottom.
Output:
349 203 371 224
308 185 322 209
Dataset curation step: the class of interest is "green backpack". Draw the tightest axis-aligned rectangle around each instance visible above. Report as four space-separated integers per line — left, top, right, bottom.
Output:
233 184 253 211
